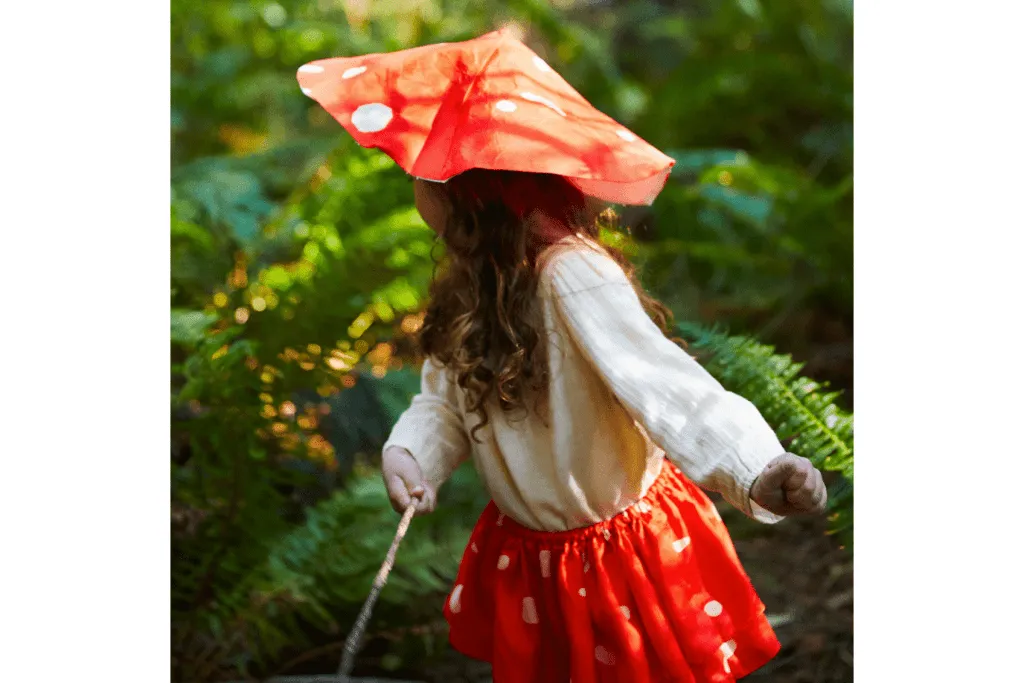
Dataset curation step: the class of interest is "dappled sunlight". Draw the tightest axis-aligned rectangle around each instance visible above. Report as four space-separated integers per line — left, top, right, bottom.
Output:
401 311 425 334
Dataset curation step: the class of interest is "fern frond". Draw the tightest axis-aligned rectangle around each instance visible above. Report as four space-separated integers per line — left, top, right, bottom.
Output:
676 322 853 545
187 461 488 676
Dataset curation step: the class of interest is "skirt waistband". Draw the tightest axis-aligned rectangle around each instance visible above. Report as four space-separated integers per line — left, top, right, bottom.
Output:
491 459 686 544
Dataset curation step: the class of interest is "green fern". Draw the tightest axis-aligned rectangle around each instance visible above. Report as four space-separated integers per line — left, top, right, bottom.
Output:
176 457 487 679
676 322 853 547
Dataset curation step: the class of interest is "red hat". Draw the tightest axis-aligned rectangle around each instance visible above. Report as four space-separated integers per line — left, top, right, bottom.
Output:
296 28 675 206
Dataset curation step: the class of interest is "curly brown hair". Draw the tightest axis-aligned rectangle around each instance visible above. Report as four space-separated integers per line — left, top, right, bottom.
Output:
417 169 677 444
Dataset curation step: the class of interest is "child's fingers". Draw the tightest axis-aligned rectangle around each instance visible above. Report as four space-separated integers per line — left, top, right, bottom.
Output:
752 455 829 517
397 479 435 516
410 485 429 515
755 458 790 493
757 487 788 515
413 486 436 516
810 470 828 512
783 473 828 514
388 474 412 510
784 488 814 512
782 458 813 493
810 483 827 512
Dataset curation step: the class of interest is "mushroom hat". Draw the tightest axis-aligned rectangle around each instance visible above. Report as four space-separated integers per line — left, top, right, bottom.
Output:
297 28 675 205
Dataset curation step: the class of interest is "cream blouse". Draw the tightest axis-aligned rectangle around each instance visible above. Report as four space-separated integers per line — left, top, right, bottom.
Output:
383 235 785 531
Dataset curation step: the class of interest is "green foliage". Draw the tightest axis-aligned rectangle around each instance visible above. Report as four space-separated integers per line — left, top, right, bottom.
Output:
171 309 219 345
175 456 488 680
677 322 853 547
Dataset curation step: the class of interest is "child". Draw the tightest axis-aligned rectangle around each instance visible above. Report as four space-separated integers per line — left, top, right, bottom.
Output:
381 170 827 683
298 28 827 683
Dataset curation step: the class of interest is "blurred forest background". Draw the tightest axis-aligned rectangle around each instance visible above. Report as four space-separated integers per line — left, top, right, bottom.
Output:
171 1 853 682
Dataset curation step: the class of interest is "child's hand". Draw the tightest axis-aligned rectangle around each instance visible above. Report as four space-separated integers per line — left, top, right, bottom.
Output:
382 446 437 516
750 453 828 517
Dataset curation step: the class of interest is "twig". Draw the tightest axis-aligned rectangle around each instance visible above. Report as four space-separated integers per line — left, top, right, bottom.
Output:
337 503 418 681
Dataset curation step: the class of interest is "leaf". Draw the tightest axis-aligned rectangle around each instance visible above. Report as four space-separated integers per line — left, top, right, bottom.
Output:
260 265 293 291
178 167 275 248
171 206 215 250
666 149 750 176
372 367 423 421
171 309 218 345
736 0 764 20
696 185 773 227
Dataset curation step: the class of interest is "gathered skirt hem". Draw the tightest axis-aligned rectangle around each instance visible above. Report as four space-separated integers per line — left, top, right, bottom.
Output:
443 461 781 683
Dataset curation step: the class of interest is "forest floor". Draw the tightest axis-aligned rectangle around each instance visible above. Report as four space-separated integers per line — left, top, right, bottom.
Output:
330 500 853 683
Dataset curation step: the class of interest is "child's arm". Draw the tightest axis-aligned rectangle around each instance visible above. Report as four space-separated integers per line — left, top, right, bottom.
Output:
546 245 807 523
382 355 471 513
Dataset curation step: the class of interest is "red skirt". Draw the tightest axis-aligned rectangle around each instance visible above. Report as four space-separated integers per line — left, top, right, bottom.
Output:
444 461 780 683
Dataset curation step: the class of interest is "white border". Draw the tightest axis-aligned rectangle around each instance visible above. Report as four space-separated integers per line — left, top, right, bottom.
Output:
4 2 1024 681
3 0 169 679
855 2 1024 680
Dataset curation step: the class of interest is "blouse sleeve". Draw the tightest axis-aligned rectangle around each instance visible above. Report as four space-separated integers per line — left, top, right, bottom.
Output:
382 356 472 493
545 244 785 524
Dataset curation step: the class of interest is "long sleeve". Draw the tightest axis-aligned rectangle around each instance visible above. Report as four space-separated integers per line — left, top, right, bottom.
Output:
382 356 472 493
545 244 784 524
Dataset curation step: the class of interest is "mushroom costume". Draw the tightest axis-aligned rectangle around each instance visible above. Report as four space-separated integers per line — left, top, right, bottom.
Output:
298 30 784 683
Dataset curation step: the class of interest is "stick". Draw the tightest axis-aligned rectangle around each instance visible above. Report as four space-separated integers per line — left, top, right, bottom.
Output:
337 502 419 682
